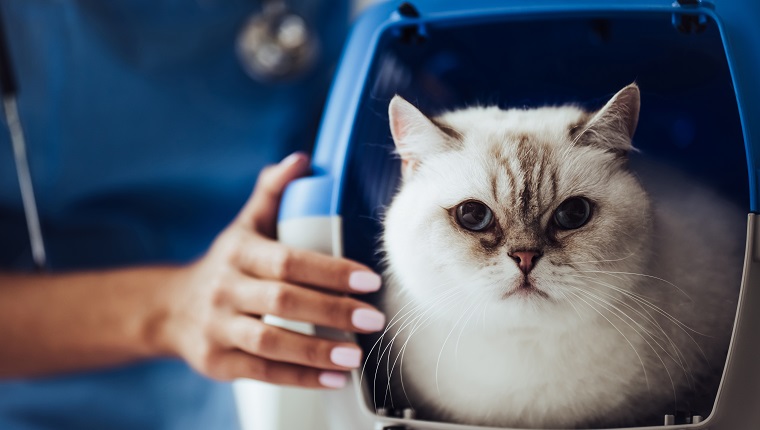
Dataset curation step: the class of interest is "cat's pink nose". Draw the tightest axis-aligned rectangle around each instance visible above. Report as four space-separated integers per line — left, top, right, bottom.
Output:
509 250 542 274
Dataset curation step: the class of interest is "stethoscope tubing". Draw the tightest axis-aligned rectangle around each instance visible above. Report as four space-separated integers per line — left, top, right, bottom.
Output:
0 0 320 271
0 7 47 270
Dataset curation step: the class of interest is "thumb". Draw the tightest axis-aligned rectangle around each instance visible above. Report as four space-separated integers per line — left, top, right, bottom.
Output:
237 152 310 238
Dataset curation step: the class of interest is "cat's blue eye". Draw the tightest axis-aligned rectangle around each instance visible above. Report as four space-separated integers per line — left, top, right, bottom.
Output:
455 200 494 231
554 197 592 230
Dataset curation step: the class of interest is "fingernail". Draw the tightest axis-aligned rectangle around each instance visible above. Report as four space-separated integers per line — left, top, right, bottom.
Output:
330 347 362 368
349 271 382 292
351 308 386 332
319 371 347 388
281 151 307 167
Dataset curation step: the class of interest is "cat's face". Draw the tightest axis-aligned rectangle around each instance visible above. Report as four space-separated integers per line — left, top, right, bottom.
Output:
383 85 653 328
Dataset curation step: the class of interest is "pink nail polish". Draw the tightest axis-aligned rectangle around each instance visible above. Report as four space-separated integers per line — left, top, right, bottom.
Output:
351 308 386 331
281 151 306 167
330 347 361 368
349 271 382 292
319 371 347 388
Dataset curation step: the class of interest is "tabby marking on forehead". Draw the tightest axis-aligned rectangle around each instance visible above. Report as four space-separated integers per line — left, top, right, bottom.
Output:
489 174 499 202
488 133 557 225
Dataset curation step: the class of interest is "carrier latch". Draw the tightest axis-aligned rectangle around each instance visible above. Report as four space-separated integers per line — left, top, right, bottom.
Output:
394 2 427 44
397 2 420 18
673 0 709 33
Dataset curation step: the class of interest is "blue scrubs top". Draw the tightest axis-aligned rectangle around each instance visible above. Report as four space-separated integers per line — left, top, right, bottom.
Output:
0 0 348 428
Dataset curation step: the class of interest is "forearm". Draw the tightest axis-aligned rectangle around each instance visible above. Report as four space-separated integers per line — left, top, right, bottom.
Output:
0 154 385 388
0 266 181 378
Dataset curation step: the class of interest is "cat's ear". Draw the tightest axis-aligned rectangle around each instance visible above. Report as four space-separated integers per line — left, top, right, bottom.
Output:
574 83 640 155
389 95 460 178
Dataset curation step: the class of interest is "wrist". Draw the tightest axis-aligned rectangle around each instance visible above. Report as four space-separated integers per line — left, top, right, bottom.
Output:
139 265 189 359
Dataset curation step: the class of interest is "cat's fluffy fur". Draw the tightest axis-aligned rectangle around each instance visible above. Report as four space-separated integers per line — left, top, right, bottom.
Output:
378 84 744 428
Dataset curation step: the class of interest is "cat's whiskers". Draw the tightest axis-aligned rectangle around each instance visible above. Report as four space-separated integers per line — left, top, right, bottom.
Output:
365 286 451 409
362 286 442 386
575 270 710 352
567 273 703 388
434 293 483 396
567 274 664 336
375 286 464 409
556 288 585 321
396 310 440 409
568 286 678 403
560 285 673 391
577 269 692 301
454 290 489 362
376 278 475 403
569 252 637 265
572 274 691 372
479 296 489 329
563 288 651 390
568 272 711 357
391 288 468 409
568 273 697 365
362 296 418 372
568 282 653 341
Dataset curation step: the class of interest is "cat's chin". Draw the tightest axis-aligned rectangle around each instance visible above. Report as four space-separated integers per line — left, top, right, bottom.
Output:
486 294 564 329
501 279 549 300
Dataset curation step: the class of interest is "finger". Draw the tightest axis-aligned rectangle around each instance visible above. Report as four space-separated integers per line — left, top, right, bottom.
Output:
222 316 364 371
230 279 386 333
235 237 382 294
220 350 348 389
237 152 310 238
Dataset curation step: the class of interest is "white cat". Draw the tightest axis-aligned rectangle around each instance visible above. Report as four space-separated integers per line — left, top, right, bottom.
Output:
376 84 744 428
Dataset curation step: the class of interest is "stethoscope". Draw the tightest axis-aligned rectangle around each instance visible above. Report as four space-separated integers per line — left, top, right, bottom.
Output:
0 1 318 270
237 0 320 82
0 9 45 270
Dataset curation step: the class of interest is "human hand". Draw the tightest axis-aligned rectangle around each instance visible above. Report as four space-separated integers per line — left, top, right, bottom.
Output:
160 152 385 388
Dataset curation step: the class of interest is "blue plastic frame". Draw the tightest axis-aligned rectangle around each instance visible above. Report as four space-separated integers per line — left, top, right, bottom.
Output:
279 0 760 221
